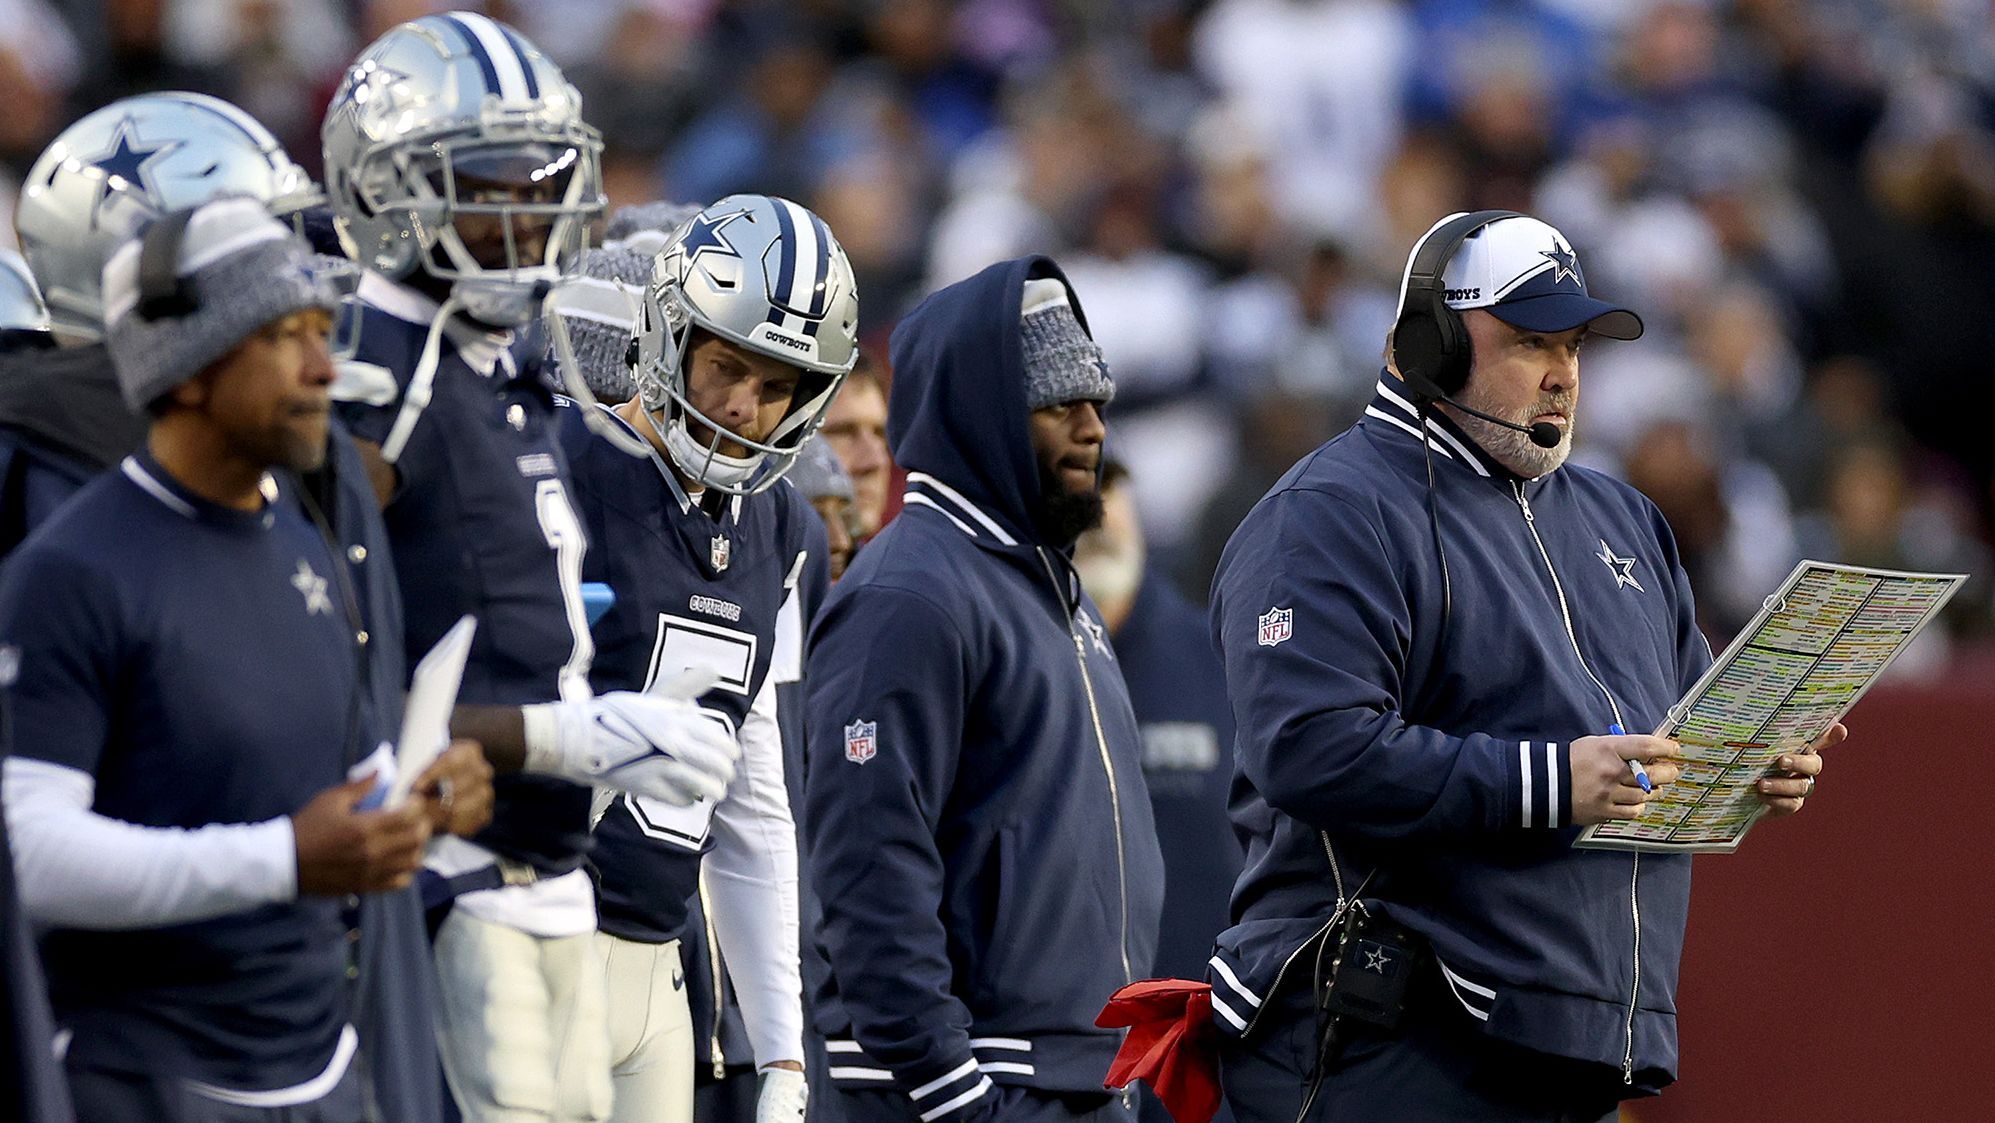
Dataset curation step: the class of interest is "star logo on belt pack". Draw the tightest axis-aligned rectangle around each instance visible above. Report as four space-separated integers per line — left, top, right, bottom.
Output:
710 534 731 572
1358 939 1400 976
1258 606 1293 647
1596 538 1645 592
843 719 877 765
291 559 334 616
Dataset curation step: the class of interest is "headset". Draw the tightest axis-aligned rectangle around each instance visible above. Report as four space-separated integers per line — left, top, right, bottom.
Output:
135 207 202 322
1388 208 1532 669
1390 208 1522 402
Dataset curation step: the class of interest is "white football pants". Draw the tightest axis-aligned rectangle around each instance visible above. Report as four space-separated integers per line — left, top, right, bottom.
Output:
434 910 612 1123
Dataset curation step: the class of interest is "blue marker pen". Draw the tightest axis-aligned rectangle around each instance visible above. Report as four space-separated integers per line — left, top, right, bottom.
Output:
1611 723 1652 793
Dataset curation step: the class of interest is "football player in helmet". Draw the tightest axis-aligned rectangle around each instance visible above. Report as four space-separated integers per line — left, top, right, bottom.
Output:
0 92 318 557
321 15 737 1122
550 194 856 1123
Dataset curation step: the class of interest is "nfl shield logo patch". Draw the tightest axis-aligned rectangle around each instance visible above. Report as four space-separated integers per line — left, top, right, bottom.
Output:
1258 606 1293 648
844 720 877 765
710 535 731 572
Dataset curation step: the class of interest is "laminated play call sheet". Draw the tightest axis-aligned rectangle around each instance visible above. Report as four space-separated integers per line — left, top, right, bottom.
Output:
1576 561 1965 854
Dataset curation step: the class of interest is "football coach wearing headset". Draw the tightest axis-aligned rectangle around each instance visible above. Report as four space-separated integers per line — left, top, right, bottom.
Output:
1205 211 1837 1122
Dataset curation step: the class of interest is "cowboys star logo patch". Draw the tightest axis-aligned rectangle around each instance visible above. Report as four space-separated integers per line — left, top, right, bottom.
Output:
1595 539 1645 592
844 720 877 765
291 560 334 616
1258 606 1293 648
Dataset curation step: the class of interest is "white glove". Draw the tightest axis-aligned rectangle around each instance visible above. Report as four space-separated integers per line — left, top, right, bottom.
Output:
756 1066 808 1123
521 668 738 806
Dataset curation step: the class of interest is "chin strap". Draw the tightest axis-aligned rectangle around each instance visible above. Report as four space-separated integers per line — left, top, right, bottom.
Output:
378 292 463 465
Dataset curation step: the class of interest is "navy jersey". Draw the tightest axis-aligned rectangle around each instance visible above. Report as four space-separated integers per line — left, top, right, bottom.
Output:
557 402 812 943
0 452 362 1091
335 275 595 873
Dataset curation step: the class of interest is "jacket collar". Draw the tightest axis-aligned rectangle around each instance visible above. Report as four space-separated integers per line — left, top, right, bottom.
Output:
903 470 1091 621
1361 373 1515 481
902 471 1023 547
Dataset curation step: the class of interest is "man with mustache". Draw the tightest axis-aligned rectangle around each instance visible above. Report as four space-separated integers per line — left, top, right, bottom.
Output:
801 258 1164 1122
1206 212 1834 1122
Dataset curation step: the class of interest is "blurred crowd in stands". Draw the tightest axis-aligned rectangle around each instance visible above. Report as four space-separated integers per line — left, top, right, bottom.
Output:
3 0 1990 668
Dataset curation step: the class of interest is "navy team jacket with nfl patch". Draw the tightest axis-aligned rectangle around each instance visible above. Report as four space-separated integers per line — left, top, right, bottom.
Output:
801 256 1164 1122
1206 374 1715 1095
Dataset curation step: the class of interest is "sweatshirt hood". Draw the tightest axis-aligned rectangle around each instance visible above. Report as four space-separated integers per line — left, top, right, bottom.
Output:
887 255 1093 549
0 342 148 470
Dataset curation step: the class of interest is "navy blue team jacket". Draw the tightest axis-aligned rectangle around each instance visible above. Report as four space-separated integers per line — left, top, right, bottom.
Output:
802 257 1164 1121
0 452 361 1091
337 282 595 874
1207 376 1713 1092
556 400 813 944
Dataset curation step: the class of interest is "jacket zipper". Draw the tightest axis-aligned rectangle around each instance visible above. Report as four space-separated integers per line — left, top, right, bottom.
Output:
1511 482 1640 1084
1041 550 1132 985
698 872 727 1080
1233 835 1351 1040
1073 632 1133 985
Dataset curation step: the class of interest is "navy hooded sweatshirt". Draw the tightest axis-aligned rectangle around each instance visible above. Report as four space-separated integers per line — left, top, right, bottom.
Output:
802 256 1164 1121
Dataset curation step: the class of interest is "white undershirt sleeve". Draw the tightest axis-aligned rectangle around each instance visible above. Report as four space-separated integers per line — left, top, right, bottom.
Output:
4 757 298 930
704 671 804 1069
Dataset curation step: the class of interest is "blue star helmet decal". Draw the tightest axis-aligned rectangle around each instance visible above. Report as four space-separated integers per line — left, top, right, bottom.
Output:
677 208 752 266
82 117 182 224
1540 241 1582 288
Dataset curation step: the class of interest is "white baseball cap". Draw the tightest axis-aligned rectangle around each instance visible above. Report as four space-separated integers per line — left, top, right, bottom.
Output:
1408 214 1645 341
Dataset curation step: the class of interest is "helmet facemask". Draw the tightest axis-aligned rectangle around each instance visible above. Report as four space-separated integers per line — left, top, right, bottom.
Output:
635 285 846 496
343 127 602 327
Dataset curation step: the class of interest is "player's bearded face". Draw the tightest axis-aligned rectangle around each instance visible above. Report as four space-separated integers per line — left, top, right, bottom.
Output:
1027 399 1106 546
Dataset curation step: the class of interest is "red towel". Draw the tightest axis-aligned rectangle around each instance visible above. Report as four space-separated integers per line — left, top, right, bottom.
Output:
1096 979 1225 1123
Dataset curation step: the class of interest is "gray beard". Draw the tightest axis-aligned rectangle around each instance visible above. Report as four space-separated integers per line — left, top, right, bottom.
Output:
1447 384 1575 478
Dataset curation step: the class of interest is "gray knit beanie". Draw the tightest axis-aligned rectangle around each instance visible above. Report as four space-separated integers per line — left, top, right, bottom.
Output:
101 197 341 411
1020 277 1113 411
547 245 655 403
788 436 854 503
605 201 705 257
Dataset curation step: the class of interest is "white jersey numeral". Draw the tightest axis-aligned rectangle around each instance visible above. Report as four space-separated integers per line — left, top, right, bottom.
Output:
533 478 593 703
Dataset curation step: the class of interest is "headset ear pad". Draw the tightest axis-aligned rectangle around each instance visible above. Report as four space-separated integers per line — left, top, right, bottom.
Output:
1393 292 1472 399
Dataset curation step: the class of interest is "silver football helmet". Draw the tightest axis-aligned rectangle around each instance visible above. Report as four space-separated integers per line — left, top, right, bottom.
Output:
631 194 860 494
0 250 51 336
15 92 319 341
321 11 604 328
